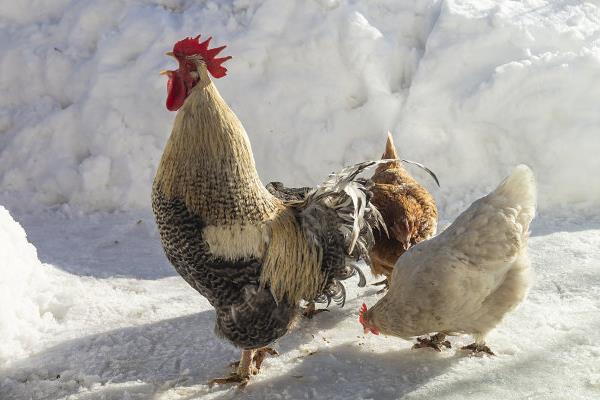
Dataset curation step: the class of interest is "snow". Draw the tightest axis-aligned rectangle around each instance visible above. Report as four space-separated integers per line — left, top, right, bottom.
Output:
0 0 599 214
1 213 599 399
1 0 600 399
0 206 66 363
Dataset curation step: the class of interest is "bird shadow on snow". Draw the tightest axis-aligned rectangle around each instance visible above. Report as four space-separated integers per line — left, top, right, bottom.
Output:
5 284 593 400
0 300 461 400
210 345 462 400
13 210 600 281
529 214 600 237
0 307 335 400
0 311 231 400
13 210 176 280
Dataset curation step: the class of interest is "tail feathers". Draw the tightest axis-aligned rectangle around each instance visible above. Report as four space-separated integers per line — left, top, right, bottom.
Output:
490 165 537 231
304 160 389 254
295 160 390 307
374 132 402 175
382 131 398 159
263 162 381 308
266 182 311 201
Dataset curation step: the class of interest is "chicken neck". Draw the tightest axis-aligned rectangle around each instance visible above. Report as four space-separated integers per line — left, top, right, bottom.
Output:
368 292 417 338
154 65 280 225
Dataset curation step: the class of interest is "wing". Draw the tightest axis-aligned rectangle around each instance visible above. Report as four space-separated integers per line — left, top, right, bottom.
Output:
152 187 297 349
215 281 296 349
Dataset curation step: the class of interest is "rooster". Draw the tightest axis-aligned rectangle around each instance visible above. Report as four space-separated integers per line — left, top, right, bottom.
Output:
153 35 383 386
369 132 438 292
359 165 536 355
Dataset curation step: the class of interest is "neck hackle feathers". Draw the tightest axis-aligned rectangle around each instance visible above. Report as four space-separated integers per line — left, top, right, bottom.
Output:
173 35 232 78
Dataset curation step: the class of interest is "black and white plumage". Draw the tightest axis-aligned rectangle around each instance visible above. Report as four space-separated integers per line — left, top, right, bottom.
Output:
152 45 386 384
154 162 384 346
285 161 387 306
152 190 294 349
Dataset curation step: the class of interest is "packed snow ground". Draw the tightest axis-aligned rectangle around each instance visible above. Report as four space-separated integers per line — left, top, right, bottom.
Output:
0 210 599 400
1 0 600 399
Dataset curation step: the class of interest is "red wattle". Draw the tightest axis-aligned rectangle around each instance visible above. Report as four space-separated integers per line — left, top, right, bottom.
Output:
165 71 186 111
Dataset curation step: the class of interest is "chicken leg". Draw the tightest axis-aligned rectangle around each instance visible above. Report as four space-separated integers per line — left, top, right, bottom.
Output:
208 349 255 388
209 348 279 388
412 333 451 352
370 255 394 294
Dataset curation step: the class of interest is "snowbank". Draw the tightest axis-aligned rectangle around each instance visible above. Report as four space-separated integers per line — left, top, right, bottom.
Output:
0 0 599 215
0 206 72 364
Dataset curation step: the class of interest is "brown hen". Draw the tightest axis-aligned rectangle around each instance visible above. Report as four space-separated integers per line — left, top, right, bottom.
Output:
369 132 438 291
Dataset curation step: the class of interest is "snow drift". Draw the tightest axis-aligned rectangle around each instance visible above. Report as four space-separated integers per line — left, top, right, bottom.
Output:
0 206 72 364
0 0 599 215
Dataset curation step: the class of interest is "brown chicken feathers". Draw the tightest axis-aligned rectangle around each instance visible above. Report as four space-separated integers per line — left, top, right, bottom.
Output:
369 133 438 287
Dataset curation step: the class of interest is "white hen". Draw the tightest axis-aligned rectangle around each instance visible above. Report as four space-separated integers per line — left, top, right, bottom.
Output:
359 165 536 355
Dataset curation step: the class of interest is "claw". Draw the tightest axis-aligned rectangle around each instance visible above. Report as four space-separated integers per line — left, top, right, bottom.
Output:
229 347 279 371
412 333 451 352
351 264 367 287
254 347 278 370
372 278 388 287
372 278 389 294
212 348 276 388
208 373 250 388
461 343 495 356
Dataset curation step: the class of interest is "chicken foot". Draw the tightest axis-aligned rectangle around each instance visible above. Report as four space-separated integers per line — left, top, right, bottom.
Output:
208 349 254 388
412 333 452 352
461 342 495 356
209 347 279 388
253 347 279 369
372 278 389 294
228 347 279 370
370 256 393 294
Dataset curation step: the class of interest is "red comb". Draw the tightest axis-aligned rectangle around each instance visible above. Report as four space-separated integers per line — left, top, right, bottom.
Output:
358 303 368 325
173 35 232 78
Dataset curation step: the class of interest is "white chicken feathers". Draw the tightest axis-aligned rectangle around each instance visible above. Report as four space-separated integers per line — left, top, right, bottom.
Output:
367 165 536 344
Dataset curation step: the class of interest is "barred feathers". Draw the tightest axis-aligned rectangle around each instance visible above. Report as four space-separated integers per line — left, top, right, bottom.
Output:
261 161 389 306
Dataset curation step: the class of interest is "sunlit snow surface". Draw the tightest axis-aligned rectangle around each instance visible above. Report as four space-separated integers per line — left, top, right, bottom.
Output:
1 0 599 399
0 0 599 213
1 211 599 399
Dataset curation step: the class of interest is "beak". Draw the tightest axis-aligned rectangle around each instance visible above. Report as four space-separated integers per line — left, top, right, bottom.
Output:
165 51 176 58
363 327 370 335
159 70 170 76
